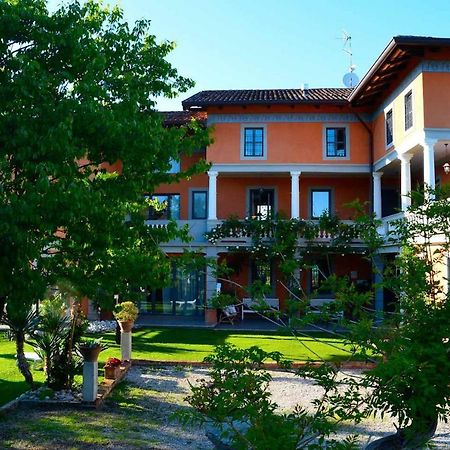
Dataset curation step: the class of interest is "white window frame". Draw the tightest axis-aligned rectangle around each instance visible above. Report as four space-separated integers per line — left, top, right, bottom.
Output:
322 124 350 160
404 90 413 131
240 124 267 160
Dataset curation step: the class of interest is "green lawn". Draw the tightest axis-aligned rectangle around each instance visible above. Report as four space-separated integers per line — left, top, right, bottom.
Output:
95 328 352 364
0 327 352 407
0 335 45 406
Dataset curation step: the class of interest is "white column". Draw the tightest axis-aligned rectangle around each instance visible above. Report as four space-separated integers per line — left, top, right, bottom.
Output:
207 170 218 220
423 138 436 192
399 153 413 211
290 171 301 219
121 332 132 361
373 172 383 219
82 361 98 402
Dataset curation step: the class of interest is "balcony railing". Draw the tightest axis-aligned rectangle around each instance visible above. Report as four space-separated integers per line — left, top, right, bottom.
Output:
206 218 363 247
145 219 207 243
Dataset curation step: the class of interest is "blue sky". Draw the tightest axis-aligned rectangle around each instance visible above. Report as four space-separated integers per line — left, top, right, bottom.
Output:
47 0 450 111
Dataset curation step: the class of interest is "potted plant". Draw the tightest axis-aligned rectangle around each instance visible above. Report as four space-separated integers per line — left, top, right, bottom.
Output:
103 357 122 379
78 337 104 362
113 301 139 332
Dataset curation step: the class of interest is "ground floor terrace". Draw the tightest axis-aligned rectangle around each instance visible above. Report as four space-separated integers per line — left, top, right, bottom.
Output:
83 250 388 324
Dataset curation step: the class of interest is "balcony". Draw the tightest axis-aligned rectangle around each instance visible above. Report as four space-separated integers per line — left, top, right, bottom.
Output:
379 212 404 236
145 220 207 244
206 218 364 248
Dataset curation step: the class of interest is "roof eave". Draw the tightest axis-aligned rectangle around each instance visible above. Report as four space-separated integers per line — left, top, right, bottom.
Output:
349 37 398 103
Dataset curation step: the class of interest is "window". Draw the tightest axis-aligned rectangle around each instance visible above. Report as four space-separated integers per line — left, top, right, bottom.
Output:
325 127 347 157
251 261 273 292
147 194 180 220
311 189 331 218
310 259 332 294
168 159 180 174
404 90 413 130
244 127 264 157
385 109 393 146
249 188 274 219
191 191 207 219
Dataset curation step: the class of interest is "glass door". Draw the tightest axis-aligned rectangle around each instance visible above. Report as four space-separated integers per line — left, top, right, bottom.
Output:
249 188 275 219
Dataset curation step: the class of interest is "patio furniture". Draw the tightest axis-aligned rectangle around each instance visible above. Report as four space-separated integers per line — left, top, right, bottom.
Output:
218 304 239 325
241 298 279 320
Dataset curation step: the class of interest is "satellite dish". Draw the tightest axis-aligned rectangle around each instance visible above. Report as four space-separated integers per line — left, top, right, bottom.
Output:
343 71 359 88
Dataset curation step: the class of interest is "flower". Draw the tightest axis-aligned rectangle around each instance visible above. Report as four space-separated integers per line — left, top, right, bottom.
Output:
105 357 122 368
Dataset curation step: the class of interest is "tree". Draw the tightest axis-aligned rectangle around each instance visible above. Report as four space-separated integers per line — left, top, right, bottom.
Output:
0 0 210 385
198 188 450 448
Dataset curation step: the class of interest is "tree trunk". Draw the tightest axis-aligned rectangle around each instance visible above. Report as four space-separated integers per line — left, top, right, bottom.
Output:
365 415 438 449
15 332 34 388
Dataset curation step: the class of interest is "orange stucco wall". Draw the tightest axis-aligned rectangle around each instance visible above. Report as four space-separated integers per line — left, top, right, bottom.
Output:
153 153 208 220
208 120 370 165
215 175 370 220
423 72 450 128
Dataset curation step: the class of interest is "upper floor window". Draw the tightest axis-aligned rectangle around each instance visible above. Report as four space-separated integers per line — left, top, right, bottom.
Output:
404 91 413 130
241 125 266 159
386 109 393 147
244 127 264 157
147 194 180 220
325 127 347 158
191 190 207 219
311 189 331 218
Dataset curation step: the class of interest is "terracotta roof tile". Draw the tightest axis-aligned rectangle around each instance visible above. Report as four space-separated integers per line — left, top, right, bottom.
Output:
161 110 207 126
182 88 352 108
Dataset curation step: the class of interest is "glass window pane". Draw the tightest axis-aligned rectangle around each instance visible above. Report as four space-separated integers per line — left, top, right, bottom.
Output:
192 191 207 219
312 191 330 217
326 127 346 157
170 194 180 220
244 127 264 157
326 128 335 142
149 195 169 219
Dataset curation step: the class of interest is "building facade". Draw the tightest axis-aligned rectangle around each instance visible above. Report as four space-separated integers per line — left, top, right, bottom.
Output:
140 36 450 321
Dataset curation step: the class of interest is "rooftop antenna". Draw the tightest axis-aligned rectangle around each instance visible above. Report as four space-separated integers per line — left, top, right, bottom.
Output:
340 30 359 88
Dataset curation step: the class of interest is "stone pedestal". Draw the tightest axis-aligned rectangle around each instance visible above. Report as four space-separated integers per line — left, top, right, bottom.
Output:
82 361 98 402
121 331 132 361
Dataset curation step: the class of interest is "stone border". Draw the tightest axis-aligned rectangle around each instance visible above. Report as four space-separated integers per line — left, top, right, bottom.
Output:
132 359 376 370
0 362 131 413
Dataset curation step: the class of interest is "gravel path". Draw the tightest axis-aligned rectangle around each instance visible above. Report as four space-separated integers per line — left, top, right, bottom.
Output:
126 365 450 449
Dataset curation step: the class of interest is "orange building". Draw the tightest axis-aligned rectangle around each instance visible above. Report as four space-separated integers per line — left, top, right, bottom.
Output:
135 36 450 322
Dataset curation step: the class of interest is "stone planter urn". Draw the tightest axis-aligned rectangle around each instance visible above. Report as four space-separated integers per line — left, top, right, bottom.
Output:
79 345 102 363
79 343 103 402
118 320 134 333
113 301 139 362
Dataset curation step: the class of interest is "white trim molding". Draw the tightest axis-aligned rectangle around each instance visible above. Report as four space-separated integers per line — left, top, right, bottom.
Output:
207 113 370 125
210 163 370 174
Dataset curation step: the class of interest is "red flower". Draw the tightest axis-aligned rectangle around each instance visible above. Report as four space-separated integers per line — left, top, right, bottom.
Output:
105 357 121 367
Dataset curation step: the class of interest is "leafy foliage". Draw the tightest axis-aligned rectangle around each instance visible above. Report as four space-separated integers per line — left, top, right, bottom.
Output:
180 344 359 450
0 0 210 384
29 293 87 389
